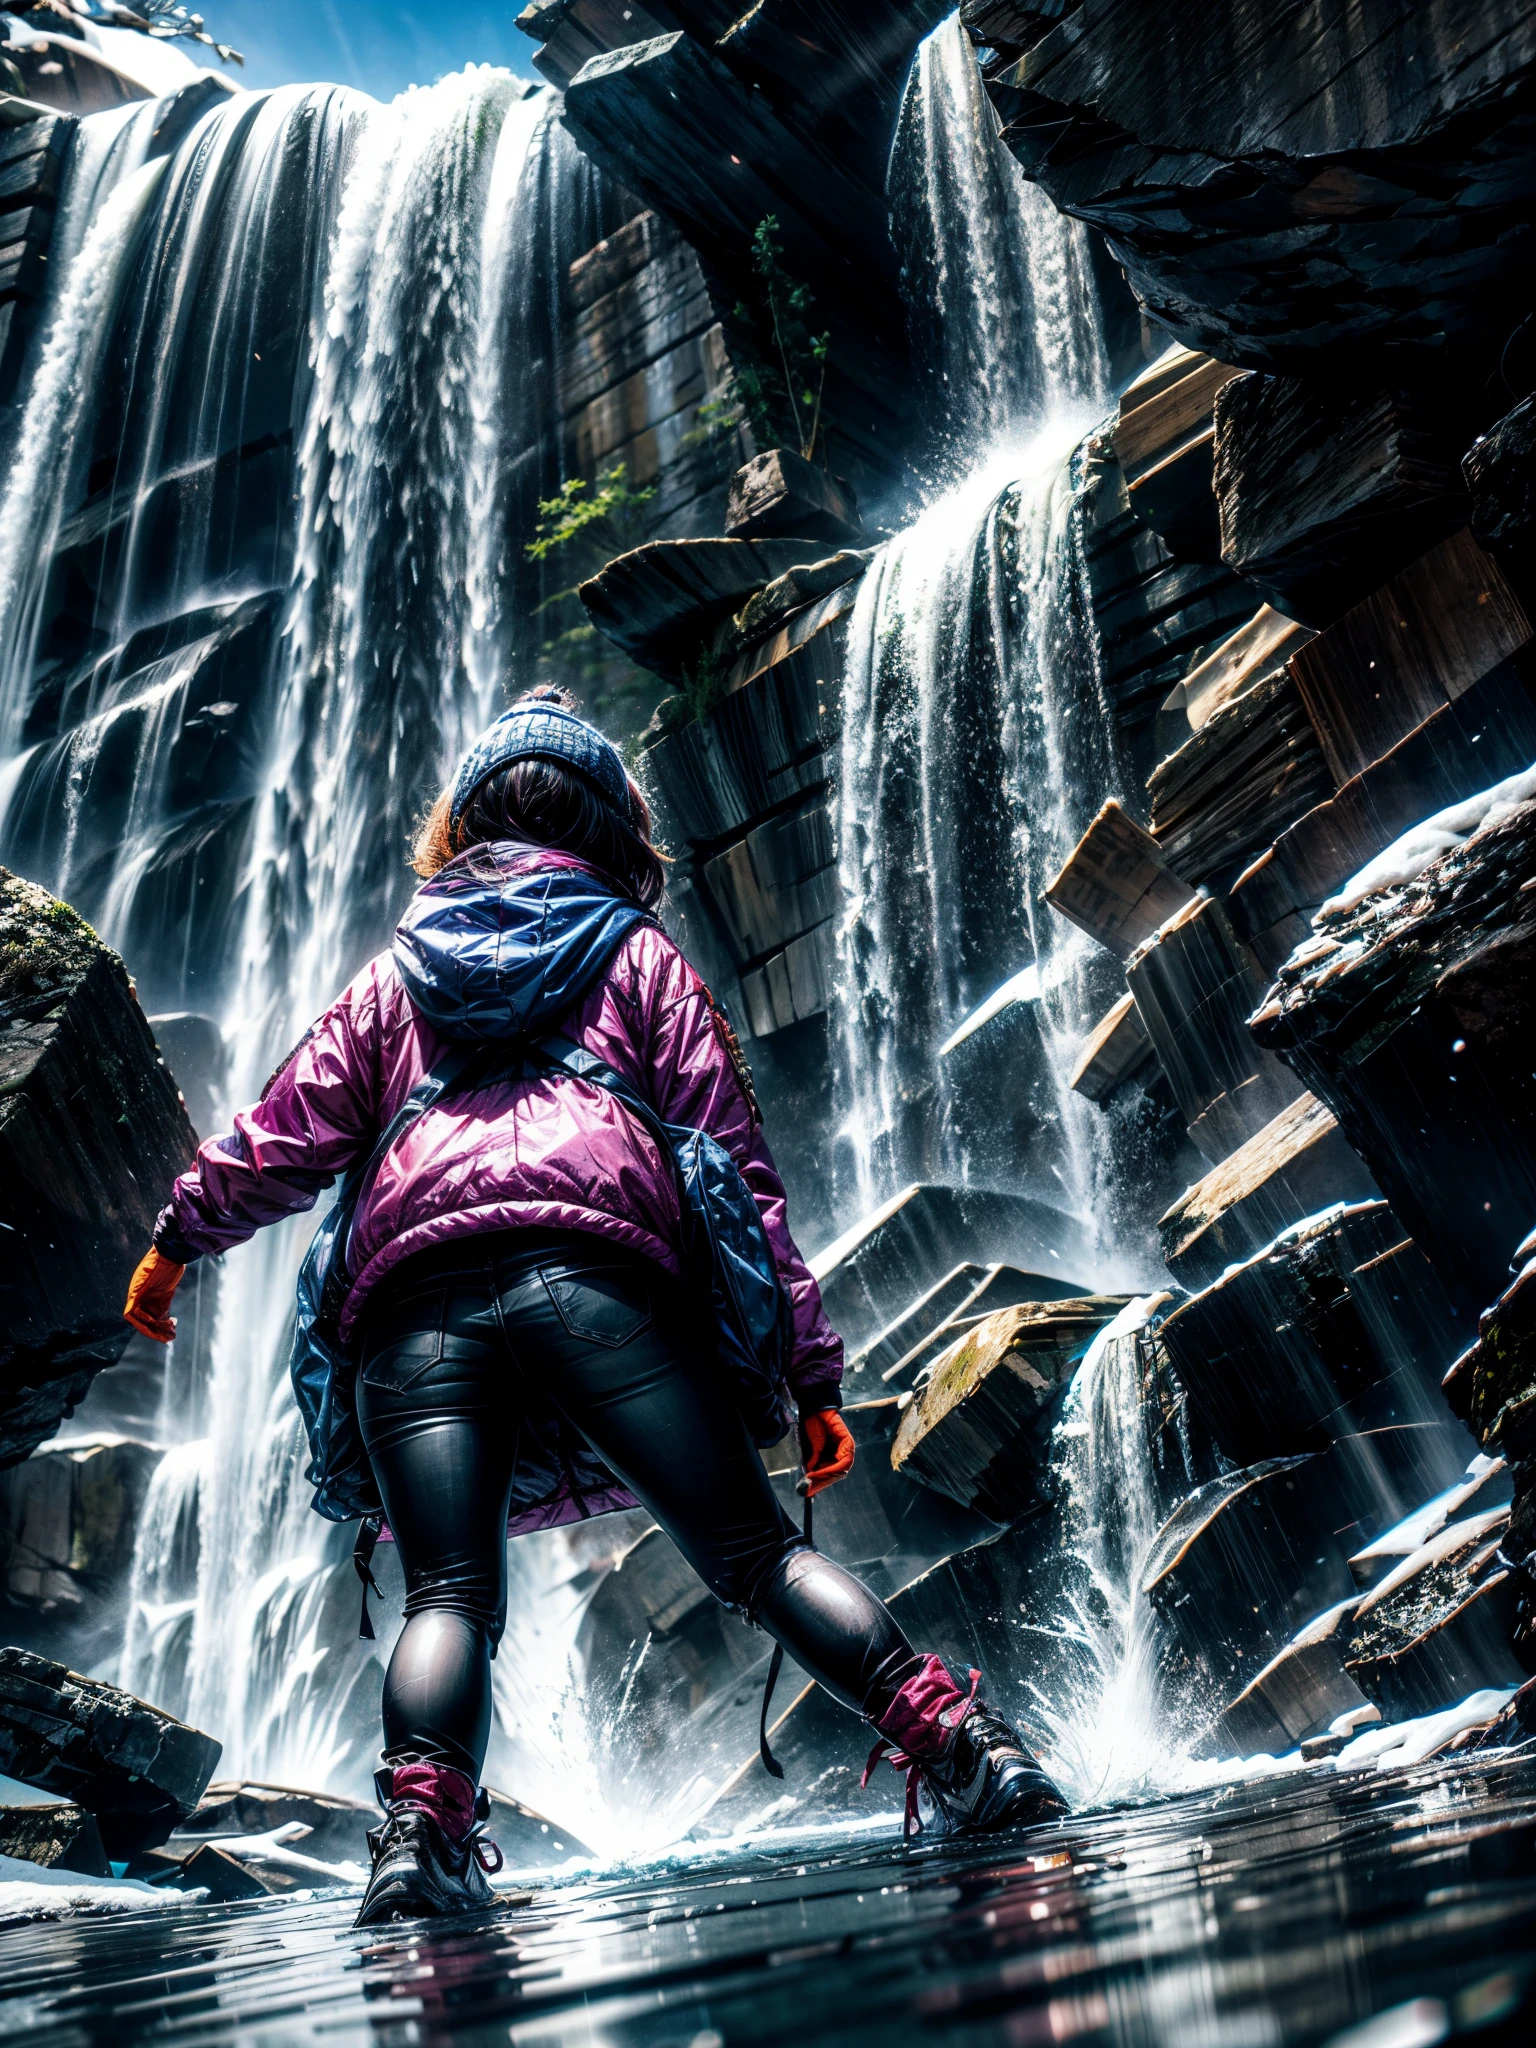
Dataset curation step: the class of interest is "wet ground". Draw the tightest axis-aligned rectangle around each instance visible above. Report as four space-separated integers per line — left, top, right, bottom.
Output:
5 1749 1536 2048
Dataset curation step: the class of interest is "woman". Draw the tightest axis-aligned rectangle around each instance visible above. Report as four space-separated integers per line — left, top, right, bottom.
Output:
124 690 1068 1924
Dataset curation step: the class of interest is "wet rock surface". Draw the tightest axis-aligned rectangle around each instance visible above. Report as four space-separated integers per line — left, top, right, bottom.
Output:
1284 528 1532 788
891 1297 1128 1520
0 1436 163 1669
1213 374 1472 627
6 1755 1536 2046
809 1185 1092 1357
1157 1202 1472 1479
1156 1093 1379 1290
0 1792 109 1879
1251 795 1536 1313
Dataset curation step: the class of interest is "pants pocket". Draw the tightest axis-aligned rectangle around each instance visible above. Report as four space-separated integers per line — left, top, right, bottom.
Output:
541 1267 653 1349
360 1286 446 1394
359 1332 445 1395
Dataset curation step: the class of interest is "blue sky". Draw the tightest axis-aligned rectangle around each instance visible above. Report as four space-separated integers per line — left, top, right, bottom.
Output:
201 1 538 104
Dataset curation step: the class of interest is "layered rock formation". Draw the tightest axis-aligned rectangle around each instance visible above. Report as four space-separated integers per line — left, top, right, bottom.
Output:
969 0 1536 376
511 0 1536 1829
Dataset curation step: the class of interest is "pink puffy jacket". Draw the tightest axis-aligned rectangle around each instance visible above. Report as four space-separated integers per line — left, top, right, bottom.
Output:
158 854 843 1412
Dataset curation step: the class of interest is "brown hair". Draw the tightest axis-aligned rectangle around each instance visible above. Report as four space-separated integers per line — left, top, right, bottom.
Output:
413 728 666 909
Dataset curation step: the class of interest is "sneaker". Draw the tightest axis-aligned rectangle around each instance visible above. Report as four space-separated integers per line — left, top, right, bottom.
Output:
863 1654 1070 1839
916 1699 1071 1836
353 1759 502 1928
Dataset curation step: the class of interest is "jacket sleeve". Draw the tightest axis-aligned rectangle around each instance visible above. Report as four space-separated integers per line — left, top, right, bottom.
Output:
153 969 384 1262
636 931 844 1411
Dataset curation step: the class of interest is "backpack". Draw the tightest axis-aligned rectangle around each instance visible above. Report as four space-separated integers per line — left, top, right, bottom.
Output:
529 1034 795 1448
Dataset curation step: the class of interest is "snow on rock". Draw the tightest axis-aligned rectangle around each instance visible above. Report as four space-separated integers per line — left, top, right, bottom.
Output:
0 1852 198 1926
203 1823 367 1886
1321 760 1536 917
1175 1688 1519 1792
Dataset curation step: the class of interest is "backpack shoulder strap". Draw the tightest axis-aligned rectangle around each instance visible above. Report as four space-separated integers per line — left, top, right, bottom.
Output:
529 1032 672 1146
337 1040 505 1278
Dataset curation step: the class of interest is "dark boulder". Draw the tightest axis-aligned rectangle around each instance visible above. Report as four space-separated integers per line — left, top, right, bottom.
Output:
890 1298 1130 1521
1140 1435 1434 1714
725 449 863 547
1229 644 1536 974
1124 894 1302 1157
1251 791 1536 1314
0 1646 221 1857
1044 798 1195 960
1069 993 1154 1104
1283 528 1532 788
1466 396 1536 606
1110 347 1241 566
1212 375 1473 627
1157 1093 1380 1291
1157 1202 1472 1493
979 0 1536 377
1343 1506 1525 1716
0 872 197 1467
0 1793 110 1879
0 113 72 402
808 1183 1092 1356
579 536 828 677
848 1263 1081 1396
1076 430 1258 785
1194 1599 1372 1760
1147 663 1331 893
1442 1245 1536 1673
0 1437 163 1670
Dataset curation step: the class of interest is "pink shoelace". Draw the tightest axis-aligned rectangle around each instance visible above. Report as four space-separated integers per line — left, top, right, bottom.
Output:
862 1664 981 1839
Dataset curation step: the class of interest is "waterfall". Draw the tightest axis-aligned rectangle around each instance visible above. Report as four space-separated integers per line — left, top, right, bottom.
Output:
1 16 1205 1840
0 83 365 1003
0 68 615 1802
889 13 1112 477
186 73 588 1795
1033 1298 1199 1805
832 14 1128 1254
834 16 1184 1801
118 1437 206 1718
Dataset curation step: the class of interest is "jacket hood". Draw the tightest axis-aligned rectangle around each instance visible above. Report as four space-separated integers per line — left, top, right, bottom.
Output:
393 844 649 1042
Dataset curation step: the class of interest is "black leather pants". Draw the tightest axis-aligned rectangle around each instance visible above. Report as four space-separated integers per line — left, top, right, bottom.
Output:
356 1230 919 1777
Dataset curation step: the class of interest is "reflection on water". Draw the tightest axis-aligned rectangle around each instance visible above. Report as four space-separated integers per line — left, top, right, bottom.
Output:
4 1746 1534 2046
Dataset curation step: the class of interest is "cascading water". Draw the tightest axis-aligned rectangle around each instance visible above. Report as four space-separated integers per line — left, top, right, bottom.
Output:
833 13 1130 1251
834 13 1188 1806
1031 1297 1203 1805
888 11 1112 478
0 70 634 1813
0 14 1230 1854
0 83 363 999
188 73 610 1801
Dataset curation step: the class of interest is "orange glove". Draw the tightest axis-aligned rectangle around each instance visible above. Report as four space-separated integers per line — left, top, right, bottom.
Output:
800 1408 855 1497
123 1248 185 1344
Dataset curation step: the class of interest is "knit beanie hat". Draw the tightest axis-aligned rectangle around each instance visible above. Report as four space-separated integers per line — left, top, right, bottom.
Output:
449 690 630 837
